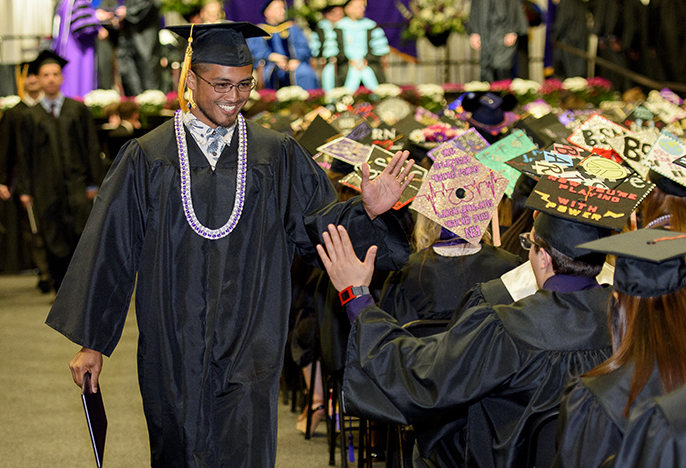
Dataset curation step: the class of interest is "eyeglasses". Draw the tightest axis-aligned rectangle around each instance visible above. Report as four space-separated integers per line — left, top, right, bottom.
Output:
194 73 256 94
519 232 540 251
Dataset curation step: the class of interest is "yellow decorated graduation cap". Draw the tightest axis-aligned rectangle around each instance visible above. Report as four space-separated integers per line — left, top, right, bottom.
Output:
577 229 686 297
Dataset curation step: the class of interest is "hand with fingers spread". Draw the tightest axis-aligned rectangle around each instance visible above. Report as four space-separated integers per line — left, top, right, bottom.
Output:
361 150 415 220
69 347 103 393
316 224 377 292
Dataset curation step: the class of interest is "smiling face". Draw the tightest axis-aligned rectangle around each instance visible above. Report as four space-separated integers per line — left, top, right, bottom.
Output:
186 63 253 128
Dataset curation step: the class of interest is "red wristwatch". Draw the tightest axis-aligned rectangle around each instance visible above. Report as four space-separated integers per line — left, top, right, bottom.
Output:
339 285 370 306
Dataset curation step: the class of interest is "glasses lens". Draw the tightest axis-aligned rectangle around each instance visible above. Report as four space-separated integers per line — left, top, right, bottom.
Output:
519 233 533 250
213 83 230 93
237 80 255 92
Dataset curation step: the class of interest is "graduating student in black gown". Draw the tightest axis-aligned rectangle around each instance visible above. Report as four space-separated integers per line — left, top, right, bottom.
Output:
379 213 521 325
46 23 415 468
316 210 615 468
553 229 686 468
18 51 102 291
613 384 686 468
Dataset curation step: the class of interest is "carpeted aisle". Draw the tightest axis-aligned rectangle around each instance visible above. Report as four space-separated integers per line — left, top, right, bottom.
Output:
0 273 331 468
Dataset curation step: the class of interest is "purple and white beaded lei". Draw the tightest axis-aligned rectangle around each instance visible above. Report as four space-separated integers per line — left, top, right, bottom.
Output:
174 109 247 240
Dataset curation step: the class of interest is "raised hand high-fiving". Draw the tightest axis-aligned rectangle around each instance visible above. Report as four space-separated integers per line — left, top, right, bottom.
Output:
361 150 415 220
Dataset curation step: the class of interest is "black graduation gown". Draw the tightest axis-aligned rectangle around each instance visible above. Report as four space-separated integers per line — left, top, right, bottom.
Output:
467 0 529 80
46 119 409 468
379 245 521 325
613 384 686 468
18 98 102 259
550 0 591 78
343 286 613 468
0 101 28 188
553 364 665 468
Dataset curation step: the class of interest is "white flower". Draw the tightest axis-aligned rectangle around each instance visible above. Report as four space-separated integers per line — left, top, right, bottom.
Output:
0 95 21 110
409 128 426 143
249 89 261 101
463 81 491 92
275 85 310 102
510 78 541 95
419 8 433 21
335 102 348 113
325 87 352 103
135 89 168 106
417 83 445 102
561 77 588 92
373 83 402 98
84 89 121 108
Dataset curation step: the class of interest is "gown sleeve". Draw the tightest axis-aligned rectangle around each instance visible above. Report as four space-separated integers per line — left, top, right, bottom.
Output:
552 378 623 468
378 268 421 325
45 141 149 356
280 136 409 271
342 302 520 426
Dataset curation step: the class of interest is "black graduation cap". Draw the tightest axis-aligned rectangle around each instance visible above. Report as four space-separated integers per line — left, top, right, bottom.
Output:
648 169 686 198
577 229 686 297
166 22 269 68
533 212 611 263
31 49 68 72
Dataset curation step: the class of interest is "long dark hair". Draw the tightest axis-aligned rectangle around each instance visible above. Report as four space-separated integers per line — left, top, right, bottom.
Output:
585 289 686 416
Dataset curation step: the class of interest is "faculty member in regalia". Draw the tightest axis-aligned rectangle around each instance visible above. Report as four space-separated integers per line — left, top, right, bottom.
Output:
46 22 415 468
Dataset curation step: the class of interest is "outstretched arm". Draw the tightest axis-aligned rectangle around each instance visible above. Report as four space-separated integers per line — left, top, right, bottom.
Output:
361 150 414 220
316 224 376 292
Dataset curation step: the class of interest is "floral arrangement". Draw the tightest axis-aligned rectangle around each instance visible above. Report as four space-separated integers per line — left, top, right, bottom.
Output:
0 95 21 110
399 0 470 40
83 89 122 117
135 90 169 115
275 85 310 103
409 122 462 146
373 83 402 99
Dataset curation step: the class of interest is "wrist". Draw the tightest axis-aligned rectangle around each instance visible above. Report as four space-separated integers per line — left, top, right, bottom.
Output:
339 285 370 305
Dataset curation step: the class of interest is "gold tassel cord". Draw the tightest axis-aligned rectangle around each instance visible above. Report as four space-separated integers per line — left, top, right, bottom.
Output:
178 24 195 112
15 64 29 100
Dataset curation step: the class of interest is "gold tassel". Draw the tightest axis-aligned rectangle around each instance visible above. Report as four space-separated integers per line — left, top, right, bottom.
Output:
178 24 195 112
15 64 28 100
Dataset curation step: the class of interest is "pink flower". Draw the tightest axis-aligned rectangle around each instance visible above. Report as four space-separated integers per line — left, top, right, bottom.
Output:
442 83 464 93
586 77 612 91
490 79 512 92
307 89 325 101
540 78 563 94
258 89 277 103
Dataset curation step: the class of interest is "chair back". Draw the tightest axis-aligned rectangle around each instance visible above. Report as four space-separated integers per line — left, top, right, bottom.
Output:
524 407 560 468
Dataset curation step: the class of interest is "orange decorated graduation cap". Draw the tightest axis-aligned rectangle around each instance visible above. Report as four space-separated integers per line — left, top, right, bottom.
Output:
577 229 686 297
166 22 269 110
31 49 68 72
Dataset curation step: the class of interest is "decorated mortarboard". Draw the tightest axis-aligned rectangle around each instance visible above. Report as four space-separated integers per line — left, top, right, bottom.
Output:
166 22 269 111
370 123 404 152
514 112 572 149
577 229 686 297
450 92 520 136
525 174 653 233
622 104 665 132
339 145 427 210
312 152 334 172
415 107 441 126
317 136 372 166
506 144 592 182
408 122 463 150
643 131 686 193
427 128 489 161
250 109 296 134
345 120 374 145
392 114 426 139
607 128 660 179
330 111 366 134
31 49 68 71
567 114 630 161
410 140 509 245
472 129 537 196
374 97 414 126
643 91 686 125
296 114 340 156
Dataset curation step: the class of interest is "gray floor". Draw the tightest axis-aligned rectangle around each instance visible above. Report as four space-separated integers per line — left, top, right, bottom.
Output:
0 273 332 468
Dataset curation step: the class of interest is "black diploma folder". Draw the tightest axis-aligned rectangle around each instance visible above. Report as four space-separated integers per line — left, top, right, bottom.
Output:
82 372 107 467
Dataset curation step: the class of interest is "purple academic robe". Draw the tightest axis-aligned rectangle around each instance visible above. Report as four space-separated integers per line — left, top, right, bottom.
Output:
53 0 100 98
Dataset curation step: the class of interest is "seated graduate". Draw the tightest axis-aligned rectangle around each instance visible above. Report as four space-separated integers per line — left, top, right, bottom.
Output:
379 213 521 326
643 169 686 231
612 383 686 468
315 206 616 468
247 0 318 90
553 229 686 468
